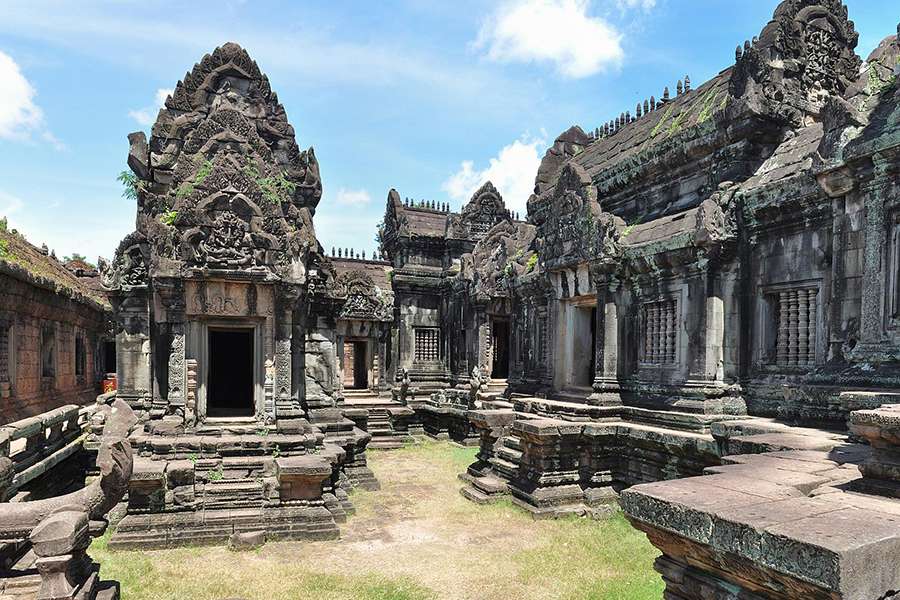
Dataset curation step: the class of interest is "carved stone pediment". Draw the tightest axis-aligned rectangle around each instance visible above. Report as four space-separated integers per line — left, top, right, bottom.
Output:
329 270 394 322
731 0 860 124
122 42 323 280
446 181 510 242
100 232 149 291
531 163 604 265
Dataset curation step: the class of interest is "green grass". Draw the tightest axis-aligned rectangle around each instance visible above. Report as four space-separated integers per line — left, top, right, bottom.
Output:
92 440 663 600
512 513 663 600
90 531 433 600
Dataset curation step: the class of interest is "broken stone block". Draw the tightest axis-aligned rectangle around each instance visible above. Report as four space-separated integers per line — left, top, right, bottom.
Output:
128 458 166 511
229 530 266 551
276 455 331 502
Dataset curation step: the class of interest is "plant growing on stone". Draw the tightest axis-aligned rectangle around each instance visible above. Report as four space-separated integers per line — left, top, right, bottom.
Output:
207 465 224 481
160 210 178 226
117 171 146 201
272 444 281 458
0 239 8 259
0 217 7 232
526 253 538 272
258 172 296 205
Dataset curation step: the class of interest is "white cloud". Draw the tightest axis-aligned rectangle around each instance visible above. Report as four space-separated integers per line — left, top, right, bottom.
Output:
128 88 173 127
335 188 372 207
442 135 546 217
476 0 624 78
0 50 61 148
616 0 656 12
0 190 25 217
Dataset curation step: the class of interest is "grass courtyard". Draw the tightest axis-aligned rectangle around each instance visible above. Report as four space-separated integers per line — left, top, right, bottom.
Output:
90 441 663 600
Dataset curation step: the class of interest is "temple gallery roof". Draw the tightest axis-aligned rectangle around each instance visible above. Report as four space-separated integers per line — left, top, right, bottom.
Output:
404 206 450 238
576 69 732 185
0 225 110 309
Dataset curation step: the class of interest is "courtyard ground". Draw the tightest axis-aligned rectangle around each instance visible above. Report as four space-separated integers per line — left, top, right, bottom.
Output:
90 441 664 600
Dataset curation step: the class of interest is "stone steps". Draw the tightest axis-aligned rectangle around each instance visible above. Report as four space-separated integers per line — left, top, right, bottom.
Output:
489 456 519 480
496 445 522 464
203 477 266 509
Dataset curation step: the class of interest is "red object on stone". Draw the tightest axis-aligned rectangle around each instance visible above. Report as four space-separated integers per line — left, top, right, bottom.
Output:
102 374 117 393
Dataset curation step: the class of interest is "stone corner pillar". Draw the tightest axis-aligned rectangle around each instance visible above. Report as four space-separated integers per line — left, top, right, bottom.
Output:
589 277 622 407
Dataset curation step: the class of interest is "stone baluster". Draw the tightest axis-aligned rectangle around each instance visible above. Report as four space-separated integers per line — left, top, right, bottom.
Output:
668 301 677 363
787 290 799 366
0 318 9 399
798 290 809 365
652 304 661 363
807 289 818 365
185 359 197 427
642 306 651 362
662 302 672 363
776 292 789 366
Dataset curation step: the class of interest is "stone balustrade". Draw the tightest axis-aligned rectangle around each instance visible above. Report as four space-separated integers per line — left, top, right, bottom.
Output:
1 405 83 501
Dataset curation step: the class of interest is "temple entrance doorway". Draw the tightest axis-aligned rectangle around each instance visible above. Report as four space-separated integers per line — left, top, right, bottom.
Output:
343 340 369 390
491 320 510 379
207 328 254 418
561 299 597 389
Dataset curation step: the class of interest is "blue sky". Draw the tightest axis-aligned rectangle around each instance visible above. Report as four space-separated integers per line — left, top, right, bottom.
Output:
0 0 895 262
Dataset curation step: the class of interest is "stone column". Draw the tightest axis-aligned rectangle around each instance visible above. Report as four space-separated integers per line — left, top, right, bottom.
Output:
157 281 186 422
113 290 152 417
589 277 621 406
376 324 391 394
851 152 899 362
276 284 301 419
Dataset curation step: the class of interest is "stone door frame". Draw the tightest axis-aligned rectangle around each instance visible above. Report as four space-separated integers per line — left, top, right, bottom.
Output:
189 318 265 422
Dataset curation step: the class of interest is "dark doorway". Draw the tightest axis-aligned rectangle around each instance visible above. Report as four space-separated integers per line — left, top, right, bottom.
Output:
491 320 510 379
103 340 116 374
343 341 368 389
207 329 254 418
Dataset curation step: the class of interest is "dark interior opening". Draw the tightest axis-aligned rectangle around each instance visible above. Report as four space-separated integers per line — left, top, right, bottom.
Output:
352 341 368 389
208 328 254 418
103 340 116 374
491 320 510 379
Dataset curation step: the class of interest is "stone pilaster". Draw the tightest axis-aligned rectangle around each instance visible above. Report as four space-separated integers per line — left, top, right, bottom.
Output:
275 284 301 419
589 277 621 406
850 152 900 362
157 281 186 422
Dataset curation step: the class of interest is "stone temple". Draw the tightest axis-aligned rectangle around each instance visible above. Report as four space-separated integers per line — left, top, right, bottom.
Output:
2 1 900 598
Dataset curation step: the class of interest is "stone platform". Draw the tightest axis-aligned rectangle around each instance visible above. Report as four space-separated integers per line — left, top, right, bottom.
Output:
109 415 377 549
460 395 854 519
621 444 900 599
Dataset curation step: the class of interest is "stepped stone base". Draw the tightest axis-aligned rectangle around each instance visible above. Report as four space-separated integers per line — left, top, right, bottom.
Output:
110 505 339 550
461 395 859 518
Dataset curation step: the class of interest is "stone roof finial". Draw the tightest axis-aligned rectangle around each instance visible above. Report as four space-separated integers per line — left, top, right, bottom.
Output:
331 246 335 256
744 40 751 54
362 250 366 259
337 248 342 258
663 87 670 102
636 103 642 118
650 96 656 111
736 45 743 61
676 80 683 96
644 99 650 115
684 75 691 93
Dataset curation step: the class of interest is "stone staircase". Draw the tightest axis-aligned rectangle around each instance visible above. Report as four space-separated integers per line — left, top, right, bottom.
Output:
478 378 508 403
343 390 412 450
197 456 269 510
